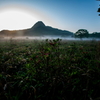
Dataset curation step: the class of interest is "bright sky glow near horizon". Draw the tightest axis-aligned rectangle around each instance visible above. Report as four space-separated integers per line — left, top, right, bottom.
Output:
0 0 99 33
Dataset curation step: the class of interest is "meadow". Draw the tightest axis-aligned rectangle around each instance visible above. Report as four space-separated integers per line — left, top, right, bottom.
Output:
0 38 100 100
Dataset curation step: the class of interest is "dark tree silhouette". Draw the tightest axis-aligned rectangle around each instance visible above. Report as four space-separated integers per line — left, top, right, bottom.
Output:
97 0 100 16
75 29 89 38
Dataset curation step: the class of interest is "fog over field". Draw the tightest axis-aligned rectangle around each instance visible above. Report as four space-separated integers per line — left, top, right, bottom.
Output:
1 36 100 41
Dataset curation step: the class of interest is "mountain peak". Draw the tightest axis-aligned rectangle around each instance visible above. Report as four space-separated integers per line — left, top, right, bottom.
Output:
36 21 45 25
31 21 45 29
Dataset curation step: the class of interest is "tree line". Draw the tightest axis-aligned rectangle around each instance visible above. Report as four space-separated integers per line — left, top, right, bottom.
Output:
74 29 100 38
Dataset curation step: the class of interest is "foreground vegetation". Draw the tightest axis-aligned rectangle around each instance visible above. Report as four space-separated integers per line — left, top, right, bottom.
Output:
0 38 100 100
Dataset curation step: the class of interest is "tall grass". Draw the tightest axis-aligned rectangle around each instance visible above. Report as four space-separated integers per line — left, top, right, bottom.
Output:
0 38 100 100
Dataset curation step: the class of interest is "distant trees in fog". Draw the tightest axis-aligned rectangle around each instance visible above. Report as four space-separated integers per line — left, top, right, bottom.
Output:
89 32 100 38
74 29 100 38
74 29 89 38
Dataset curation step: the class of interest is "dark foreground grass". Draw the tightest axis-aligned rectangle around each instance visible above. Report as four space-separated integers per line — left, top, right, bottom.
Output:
0 38 100 100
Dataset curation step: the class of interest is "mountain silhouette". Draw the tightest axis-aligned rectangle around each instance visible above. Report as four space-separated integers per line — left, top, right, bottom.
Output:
31 21 45 29
0 21 73 37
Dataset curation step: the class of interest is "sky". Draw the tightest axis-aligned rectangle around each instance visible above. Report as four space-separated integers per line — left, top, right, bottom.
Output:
0 0 99 33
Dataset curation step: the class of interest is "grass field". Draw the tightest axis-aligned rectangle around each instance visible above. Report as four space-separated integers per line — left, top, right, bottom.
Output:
0 38 100 100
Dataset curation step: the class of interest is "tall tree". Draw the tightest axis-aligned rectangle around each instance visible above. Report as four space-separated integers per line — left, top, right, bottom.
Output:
75 29 89 38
